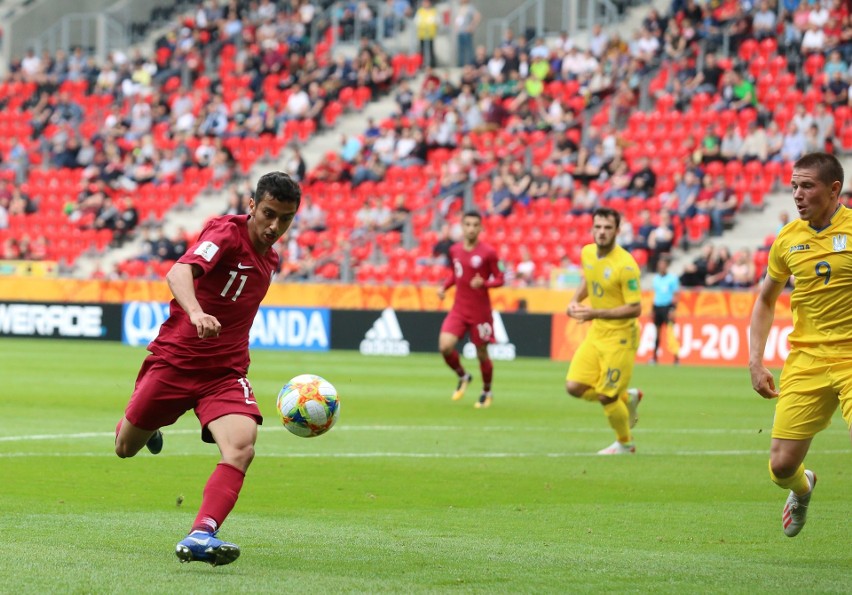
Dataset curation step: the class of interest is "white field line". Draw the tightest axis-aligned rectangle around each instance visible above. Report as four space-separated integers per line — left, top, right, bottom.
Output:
0 449 850 458
0 426 847 458
0 425 771 443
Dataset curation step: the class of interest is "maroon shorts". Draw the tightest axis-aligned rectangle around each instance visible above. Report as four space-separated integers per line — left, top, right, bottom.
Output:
440 309 495 347
125 354 263 443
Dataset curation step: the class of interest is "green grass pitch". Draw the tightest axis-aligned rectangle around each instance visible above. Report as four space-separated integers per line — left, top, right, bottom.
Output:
1 339 850 593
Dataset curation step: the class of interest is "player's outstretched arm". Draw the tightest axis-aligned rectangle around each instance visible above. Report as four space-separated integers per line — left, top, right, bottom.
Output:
748 276 786 399
166 262 222 339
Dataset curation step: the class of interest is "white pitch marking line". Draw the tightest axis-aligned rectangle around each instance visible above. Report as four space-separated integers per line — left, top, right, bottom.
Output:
0 426 776 443
0 449 851 459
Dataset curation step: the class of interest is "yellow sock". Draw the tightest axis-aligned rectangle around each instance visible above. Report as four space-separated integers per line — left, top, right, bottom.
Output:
768 461 810 496
603 400 631 444
619 390 628 404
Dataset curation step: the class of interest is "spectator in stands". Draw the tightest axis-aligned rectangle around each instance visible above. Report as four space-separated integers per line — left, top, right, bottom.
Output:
551 164 574 198
432 223 455 266
804 123 824 154
739 121 769 163
647 210 675 272
570 182 599 215
705 245 734 287
281 82 311 122
1 237 20 259
298 195 327 232
285 147 307 182
628 157 656 198
705 175 738 236
718 124 743 162
823 70 848 107
669 168 702 220
775 209 791 234
514 245 536 286
351 152 387 187
147 227 174 262
354 195 391 239
503 159 532 207
454 0 481 67
527 164 551 201
631 209 655 252
385 194 411 233
762 120 784 161
616 215 635 250
485 175 513 217
414 0 439 68
679 243 715 287
801 22 827 55
720 248 756 288
222 188 248 216
780 122 807 162
94 196 121 233
308 152 349 184
791 103 814 137
752 0 777 39
602 161 633 200
685 51 724 97
716 69 757 111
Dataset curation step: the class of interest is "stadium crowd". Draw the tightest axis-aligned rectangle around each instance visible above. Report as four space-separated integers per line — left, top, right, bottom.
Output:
0 0 851 290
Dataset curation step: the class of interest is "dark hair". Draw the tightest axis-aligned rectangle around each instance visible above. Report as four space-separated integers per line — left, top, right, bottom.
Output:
794 152 845 190
462 209 482 220
593 207 621 228
254 171 302 209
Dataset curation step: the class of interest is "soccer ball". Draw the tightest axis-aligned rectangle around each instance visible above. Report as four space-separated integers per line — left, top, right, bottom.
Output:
276 374 340 438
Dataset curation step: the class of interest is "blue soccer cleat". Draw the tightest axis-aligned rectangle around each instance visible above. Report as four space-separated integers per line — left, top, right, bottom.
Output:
146 430 163 455
175 531 240 566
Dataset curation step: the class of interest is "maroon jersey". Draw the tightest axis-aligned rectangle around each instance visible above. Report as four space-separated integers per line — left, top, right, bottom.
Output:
149 215 278 373
443 240 504 319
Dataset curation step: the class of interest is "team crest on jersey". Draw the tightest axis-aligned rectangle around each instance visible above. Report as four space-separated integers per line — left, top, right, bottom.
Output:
193 240 220 262
471 255 482 268
603 267 612 279
832 234 847 252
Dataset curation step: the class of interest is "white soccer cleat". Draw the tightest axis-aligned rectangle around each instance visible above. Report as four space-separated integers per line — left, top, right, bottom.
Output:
782 469 816 537
626 388 643 429
597 440 636 455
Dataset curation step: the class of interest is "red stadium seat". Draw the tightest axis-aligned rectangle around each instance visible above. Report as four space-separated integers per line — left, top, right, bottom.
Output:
738 39 758 63
803 53 825 80
758 37 778 60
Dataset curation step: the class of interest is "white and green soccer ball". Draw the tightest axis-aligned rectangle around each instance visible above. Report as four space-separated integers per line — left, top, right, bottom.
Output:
276 374 340 438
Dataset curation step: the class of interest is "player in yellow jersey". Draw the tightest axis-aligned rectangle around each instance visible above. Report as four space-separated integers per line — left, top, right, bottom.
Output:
749 152 852 537
566 207 644 455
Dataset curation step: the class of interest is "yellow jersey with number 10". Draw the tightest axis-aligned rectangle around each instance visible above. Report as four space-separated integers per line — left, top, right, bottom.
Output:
580 243 642 334
767 205 852 356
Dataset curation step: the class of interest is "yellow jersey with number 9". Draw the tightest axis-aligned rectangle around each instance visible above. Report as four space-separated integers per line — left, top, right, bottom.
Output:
767 205 852 356
580 243 642 333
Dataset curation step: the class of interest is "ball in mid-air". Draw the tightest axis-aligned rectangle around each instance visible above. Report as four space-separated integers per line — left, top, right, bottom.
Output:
276 374 340 437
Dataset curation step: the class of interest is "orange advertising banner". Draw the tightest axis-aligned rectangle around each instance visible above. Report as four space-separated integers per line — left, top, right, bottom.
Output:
551 314 792 368
0 277 791 318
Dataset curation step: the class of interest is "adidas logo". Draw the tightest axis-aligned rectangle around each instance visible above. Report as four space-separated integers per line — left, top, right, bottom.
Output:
360 308 410 356
462 310 516 361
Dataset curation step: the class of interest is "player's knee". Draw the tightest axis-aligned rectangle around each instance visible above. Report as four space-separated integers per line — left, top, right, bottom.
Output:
114 441 137 459
225 443 255 471
768 458 798 482
565 382 583 398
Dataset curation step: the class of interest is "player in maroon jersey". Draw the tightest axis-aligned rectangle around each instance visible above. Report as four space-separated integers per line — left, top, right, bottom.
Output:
437 210 505 408
113 171 301 566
